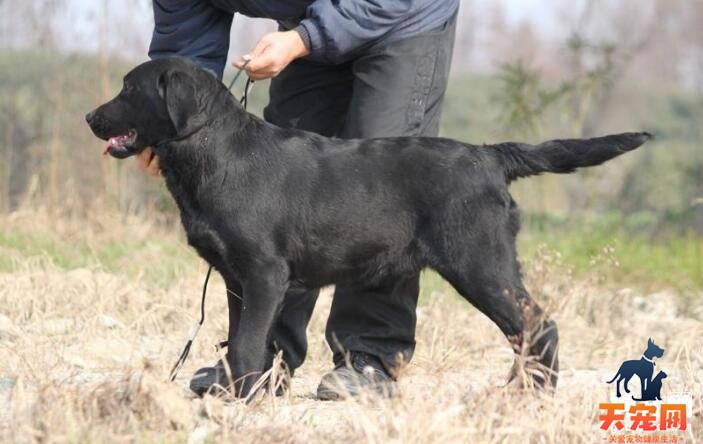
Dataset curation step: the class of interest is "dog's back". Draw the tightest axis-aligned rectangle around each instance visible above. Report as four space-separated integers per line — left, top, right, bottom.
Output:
607 358 654 382
86 57 654 395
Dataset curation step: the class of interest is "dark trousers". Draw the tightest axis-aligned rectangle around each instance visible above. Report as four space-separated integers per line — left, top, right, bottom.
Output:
263 14 456 375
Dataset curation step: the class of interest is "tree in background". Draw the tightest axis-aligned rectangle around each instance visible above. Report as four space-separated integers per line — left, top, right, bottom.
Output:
0 0 699 236
491 0 702 234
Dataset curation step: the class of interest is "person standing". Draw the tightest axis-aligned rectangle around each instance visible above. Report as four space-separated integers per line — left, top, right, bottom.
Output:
141 0 458 399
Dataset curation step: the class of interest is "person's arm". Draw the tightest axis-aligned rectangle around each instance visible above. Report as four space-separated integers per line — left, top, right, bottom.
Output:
149 0 234 79
234 1 416 79
298 0 415 64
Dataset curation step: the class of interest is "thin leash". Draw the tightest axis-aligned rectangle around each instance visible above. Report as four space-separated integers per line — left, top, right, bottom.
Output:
168 266 212 382
228 58 254 108
167 61 252 383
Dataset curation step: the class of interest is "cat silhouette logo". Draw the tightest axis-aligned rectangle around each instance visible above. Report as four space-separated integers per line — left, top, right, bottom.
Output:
606 338 666 400
598 338 691 436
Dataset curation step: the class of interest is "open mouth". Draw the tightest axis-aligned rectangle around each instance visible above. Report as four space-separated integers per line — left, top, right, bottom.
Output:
103 130 138 159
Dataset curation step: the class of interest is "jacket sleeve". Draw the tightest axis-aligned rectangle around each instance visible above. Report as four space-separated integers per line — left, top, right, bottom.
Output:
149 0 233 79
298 1 415 64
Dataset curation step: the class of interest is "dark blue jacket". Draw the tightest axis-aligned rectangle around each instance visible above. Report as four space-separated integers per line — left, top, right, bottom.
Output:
149 0 459 79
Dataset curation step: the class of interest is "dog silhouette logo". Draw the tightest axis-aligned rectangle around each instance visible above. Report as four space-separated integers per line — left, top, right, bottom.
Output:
606 338 665 400
599 339 690 435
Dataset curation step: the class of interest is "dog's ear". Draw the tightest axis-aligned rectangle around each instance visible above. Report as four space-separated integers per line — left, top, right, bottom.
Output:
158 70 206 136
648 338 653 346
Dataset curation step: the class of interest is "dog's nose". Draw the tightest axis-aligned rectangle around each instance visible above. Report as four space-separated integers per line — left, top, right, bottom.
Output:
85 110 96 123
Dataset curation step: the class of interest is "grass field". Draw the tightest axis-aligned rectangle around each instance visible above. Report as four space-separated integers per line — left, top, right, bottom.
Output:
0 208 701 443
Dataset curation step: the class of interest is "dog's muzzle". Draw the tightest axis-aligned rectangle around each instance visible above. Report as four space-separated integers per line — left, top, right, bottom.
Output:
102 130 139 159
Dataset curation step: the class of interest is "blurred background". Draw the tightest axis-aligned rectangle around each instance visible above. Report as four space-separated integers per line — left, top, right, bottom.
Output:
0 0 701 290
2 3 702 441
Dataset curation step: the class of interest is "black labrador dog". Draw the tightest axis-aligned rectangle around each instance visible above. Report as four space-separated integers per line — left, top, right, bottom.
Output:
86 57 651 396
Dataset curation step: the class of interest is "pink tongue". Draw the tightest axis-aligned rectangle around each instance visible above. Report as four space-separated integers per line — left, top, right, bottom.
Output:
102 135 127 155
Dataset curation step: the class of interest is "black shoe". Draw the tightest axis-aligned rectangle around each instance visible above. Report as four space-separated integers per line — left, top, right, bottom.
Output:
316 352 396 400
189 360 289 397
189 360 229 397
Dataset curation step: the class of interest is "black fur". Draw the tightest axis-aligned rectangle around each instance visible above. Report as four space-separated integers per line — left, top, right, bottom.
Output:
86 57 651 397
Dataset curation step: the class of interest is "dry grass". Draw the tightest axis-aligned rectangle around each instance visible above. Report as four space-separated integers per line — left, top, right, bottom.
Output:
0 209 701 443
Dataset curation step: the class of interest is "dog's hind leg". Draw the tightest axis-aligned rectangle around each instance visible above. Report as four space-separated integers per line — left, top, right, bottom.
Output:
506 285 559 390
623 374 633 394
429 200 558 389
606 366 627 397
434 257 558 390
616 376 624 397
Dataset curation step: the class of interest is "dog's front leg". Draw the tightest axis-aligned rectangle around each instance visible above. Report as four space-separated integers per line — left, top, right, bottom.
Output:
227 265 288 397
641 373 650 395
225 278 243 336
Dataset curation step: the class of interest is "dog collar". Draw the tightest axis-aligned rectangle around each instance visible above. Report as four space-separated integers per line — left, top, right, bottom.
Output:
642 355 655 365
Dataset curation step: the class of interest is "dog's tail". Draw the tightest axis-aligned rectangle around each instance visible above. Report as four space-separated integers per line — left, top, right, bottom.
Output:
494 132 653 183
605 372 620 384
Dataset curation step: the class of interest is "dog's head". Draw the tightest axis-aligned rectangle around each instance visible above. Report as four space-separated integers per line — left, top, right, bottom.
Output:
645 338 665 359
86 57 224 159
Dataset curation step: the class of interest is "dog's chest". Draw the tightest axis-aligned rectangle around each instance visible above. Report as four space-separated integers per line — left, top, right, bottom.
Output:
164 175 232 270
181 208 232 271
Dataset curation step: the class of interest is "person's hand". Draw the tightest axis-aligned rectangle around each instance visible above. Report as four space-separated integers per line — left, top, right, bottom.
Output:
233 30 310 81
136 146 161 176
